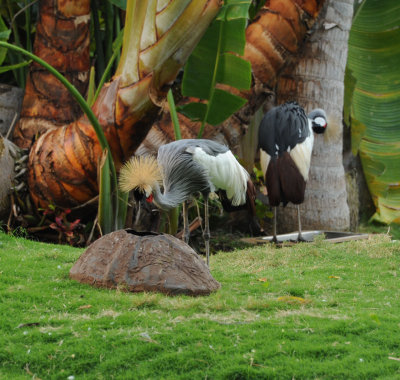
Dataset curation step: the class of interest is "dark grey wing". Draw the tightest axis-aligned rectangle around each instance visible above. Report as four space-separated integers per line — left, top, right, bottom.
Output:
276 102 309 152
157 140 211 202
258 108 278 157
259 102 310 157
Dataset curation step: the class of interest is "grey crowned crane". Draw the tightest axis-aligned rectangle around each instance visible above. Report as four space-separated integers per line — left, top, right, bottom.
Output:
258 101 327 243
119 139 257 266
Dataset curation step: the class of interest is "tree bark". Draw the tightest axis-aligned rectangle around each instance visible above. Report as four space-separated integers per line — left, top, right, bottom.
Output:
12 0 91 149
275 0 353 232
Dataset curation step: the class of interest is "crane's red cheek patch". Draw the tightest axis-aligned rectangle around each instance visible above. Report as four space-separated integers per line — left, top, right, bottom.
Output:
146 194 154 203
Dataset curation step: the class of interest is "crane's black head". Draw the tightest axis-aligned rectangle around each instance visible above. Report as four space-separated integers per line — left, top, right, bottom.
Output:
133 188 153 204
308 109 327 134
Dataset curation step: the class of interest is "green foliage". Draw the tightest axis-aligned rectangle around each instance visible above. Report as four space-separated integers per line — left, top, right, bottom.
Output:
178 0 252 137
91 28 124 106
107 0 127 11
346 0 400 224
91 0 124 85
0 0 37 87
98 151 114 234
249 0 266 19
1 232 400 378
0 15 11 66
167 89 182 141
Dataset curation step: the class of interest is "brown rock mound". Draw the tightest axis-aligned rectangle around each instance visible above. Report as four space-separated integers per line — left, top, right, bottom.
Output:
69 229 220 296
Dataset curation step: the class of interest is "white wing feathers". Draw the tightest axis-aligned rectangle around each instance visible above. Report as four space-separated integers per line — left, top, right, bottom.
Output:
259 148 270 181
289 121 314 181
191 147 249 206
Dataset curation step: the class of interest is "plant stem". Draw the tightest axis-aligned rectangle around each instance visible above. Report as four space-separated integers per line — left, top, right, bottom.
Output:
167 89 181 140
6 0 25 87
104 1 114 65
24 0 32 53
91 0 105 82
197 19 223 138
91 31 123 106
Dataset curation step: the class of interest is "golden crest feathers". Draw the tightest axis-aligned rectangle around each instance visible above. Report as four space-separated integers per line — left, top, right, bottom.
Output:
119 155 162 194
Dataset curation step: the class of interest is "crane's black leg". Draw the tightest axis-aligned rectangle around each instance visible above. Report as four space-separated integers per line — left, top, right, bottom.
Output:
182 200 190 244
297 205 305 242
272 206 278 244
203 195 210 266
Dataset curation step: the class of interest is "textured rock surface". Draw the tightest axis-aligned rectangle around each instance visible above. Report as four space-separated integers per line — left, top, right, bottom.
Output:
0 84 23 136
70 229 220 296
0 137 19 219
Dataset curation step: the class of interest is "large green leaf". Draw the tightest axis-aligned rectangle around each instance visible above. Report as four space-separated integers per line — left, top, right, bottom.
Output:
347 0 400 224
179 0 252 137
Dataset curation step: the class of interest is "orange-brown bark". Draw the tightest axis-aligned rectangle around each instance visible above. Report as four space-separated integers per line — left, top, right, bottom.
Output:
13 0 91 149
244 0 324 88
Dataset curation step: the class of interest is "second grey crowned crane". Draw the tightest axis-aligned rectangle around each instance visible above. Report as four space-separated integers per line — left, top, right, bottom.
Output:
119 139 256 266
258 101 327 243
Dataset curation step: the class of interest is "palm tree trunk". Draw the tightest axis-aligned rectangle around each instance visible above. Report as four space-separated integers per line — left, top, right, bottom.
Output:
275 0 353 232
12 0 91 149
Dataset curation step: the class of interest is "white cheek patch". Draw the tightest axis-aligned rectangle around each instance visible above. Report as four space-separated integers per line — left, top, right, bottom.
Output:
314 116 326 127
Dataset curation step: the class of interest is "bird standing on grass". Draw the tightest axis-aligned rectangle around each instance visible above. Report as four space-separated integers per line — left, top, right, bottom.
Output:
258 101 327 243
119 139 256 266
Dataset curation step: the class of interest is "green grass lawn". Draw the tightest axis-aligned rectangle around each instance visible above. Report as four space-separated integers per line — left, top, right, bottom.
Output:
1 231 400 379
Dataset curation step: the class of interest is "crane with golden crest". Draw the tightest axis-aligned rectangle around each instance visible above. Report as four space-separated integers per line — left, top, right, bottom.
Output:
119 139 257 266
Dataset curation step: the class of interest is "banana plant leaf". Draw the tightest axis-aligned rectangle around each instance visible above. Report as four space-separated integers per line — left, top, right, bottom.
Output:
346 0 400 224
178 0 252 137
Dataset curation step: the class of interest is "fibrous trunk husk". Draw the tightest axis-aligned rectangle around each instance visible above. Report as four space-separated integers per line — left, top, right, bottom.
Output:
12 0 91 149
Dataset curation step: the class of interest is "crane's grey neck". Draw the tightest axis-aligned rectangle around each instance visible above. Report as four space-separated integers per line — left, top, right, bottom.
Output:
152 182 183 211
